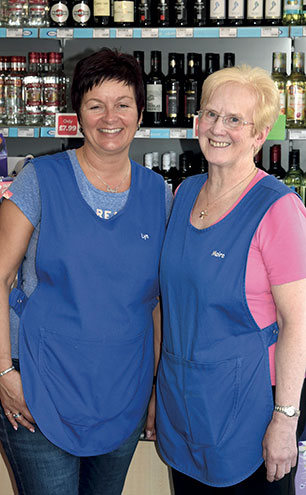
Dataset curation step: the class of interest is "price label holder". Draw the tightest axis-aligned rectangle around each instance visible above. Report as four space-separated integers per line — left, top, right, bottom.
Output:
17 128 37 138
140 28 158 38
56 28 73 38
176 28 193 38
287 129 306 140
135 128 150 138
93 28 110 38
6 28 23 38
169 128 187 138
261 27 281 37
115 28 133 38
0 128 9 138
55 114 83 138
220 27 237 38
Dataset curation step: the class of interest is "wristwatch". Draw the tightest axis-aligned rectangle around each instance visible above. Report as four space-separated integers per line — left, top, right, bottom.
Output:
274 404 300 417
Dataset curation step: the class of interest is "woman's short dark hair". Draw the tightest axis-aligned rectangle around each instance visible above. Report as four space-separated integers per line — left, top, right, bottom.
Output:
71 47 145 121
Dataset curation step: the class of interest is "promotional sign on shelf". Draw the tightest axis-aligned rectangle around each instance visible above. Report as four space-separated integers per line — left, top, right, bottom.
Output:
55 114 83 138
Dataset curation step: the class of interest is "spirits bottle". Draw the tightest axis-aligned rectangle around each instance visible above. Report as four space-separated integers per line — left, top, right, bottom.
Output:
209 0 226 25
72 0 91 26
286 51 306 129
271 52 287 117
28 0 49 26
0 0 9 26
113 0 135 26
0 56 9 124
161 152 173 190
192 0 207 25
223 52 235 67
5 55 25 125
183 52 201 128
145 50 165 127
137 0 151 26
133 50 147 124
282 0 302 24
268 144 286 181
7 0 28 26
93 0 111 26
203 52 220 81
284 149 305 202
49 0 70 26
247 0 264 25
164 53 182 127
42 52 60 126
228 0 246 25
172 0 188 26
24 51 43 126
156 0 169 26
152 151 161 174
265 0 282 24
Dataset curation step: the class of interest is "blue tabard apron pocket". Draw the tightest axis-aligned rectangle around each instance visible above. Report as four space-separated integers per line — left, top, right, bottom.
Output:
38 326 147 427
158 347 242 447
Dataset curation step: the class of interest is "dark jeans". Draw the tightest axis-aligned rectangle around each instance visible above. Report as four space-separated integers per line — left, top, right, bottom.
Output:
172 381 306 495
0 361 145 495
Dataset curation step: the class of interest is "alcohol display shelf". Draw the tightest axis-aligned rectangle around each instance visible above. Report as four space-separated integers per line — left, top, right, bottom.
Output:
0 126 195 139
0 25 290 39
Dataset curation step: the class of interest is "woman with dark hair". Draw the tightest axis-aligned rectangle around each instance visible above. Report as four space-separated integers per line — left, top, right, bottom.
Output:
0 47 172 494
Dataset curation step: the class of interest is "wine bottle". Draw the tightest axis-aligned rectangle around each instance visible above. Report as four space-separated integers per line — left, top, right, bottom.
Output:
247 0 264 25
282 0 302 24
183 52 201 128
284 149 305 202
265 0 282 24
137 0 151 26
93 0 111 26
286 52 306 129
268 144 286 181
209 0 226 25
72 0 91 27
145 50 165 127
254 148 265 170
113 0 135 26
192 0 207 26
152 151 161 174
133 50 147 124
223 52 235 68
203 53 220 81
271 52 287 117
165 53 182 127
172 0 189 26
156 0 170 26
228 0 246 25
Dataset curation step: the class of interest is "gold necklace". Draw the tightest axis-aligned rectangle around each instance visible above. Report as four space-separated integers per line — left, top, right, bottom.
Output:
199 166 257 219
82 149 130 193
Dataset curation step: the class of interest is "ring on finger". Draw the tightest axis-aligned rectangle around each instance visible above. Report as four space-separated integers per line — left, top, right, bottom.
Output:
5 411 12 416
12 412 22 419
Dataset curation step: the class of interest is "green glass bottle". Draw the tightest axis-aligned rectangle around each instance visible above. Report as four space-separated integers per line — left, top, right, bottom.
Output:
286 52 306 129
284 149 305 203
271 52 287 118
282 0 302 24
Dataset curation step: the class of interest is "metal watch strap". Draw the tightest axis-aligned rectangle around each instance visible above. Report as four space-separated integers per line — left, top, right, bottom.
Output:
274 404 300 417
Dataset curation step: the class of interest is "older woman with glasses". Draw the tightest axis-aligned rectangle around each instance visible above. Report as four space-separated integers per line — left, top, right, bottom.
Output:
156 65 306 494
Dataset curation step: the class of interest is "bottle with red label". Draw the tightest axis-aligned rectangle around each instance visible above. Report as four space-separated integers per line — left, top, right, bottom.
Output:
49 0 70 27
72 0 91 26
42 52 61 126
5 55 25 125
28 0 49 26
24 51 43 125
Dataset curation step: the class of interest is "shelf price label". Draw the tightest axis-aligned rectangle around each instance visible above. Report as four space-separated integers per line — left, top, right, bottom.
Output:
220 27 237 38
261 27 280 37
169 128 187 138
6 28 23 38
56 28 73 38
115 28 133 38
55 114 82 138
176 28 193 38
141 28 158 38
93 28 110 38
136 127 150 138
17 128 36 138
0 128 9 137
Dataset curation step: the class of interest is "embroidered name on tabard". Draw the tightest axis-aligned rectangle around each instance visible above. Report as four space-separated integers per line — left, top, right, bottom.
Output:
211 250 225 259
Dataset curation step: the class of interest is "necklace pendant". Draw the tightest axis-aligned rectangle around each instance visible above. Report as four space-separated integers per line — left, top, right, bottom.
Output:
106 185 118 193
199 209 208 219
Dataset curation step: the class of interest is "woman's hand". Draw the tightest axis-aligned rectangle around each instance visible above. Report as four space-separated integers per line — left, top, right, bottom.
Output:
145 387 156 440
262 412 298 482
0 370 35 432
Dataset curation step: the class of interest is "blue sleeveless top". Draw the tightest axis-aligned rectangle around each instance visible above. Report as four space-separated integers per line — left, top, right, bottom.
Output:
13 151 166 456
157 174 292 487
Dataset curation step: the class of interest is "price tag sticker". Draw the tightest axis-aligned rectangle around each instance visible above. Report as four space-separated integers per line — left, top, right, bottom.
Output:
169 128 187 138
303 26 306 37
55 114 82 137
115 28 133 38
141 28 158 38
261 27 280 37
17 128 35 138
176 28 193 38
0 128 9 137
93 28 110 38
56 28 74 38
136 127 150 138
6 28 23 38
288 129 306 140
220 27 237 38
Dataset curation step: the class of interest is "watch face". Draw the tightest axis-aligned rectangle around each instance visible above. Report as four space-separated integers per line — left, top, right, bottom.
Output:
286 406 295 417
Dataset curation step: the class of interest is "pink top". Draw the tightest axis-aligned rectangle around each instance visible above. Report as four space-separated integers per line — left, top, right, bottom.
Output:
219 170 306 384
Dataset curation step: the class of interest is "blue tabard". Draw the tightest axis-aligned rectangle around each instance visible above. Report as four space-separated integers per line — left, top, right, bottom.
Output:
157 173 293 487
15 152 166 456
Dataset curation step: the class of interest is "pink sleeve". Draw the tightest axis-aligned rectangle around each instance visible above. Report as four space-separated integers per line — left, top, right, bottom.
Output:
254 193 306 286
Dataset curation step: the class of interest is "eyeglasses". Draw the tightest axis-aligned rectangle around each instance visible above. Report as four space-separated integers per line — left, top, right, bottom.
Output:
198 109 254 130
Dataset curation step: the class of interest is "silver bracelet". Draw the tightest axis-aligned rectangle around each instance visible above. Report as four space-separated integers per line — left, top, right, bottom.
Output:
0 365 15 377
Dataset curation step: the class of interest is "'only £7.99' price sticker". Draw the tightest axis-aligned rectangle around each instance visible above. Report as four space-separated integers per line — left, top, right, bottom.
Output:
55 114 83 138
